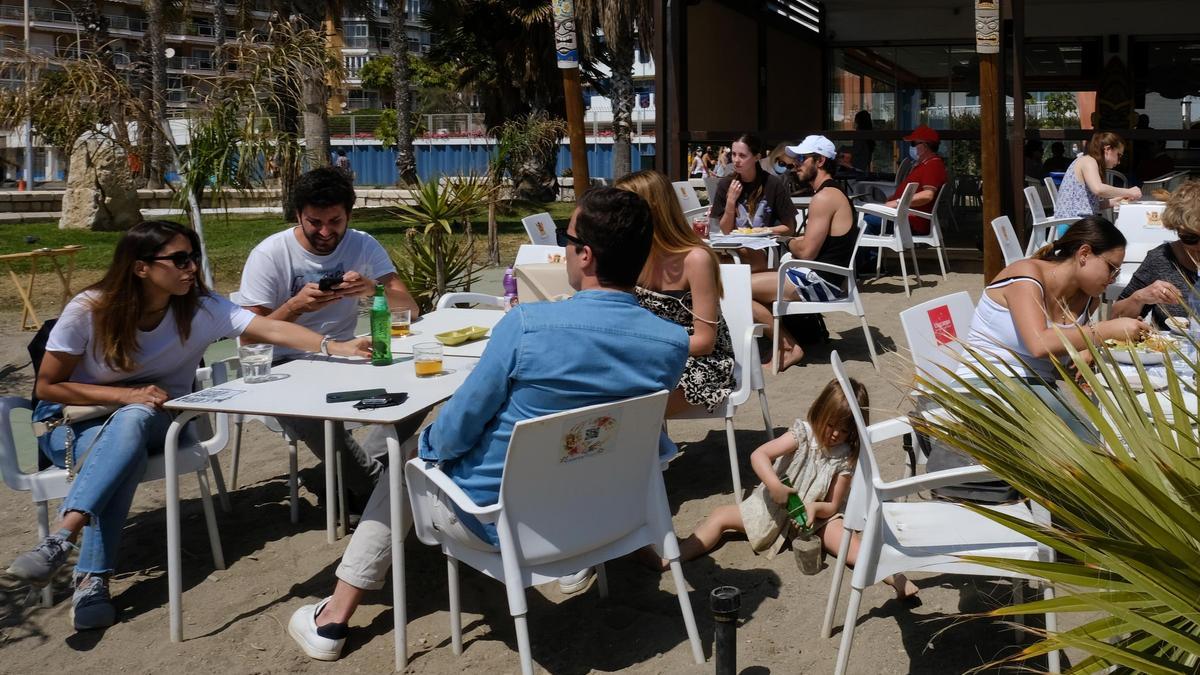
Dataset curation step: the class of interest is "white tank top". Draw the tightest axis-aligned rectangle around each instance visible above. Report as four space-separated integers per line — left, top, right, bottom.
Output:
956 276 1091 381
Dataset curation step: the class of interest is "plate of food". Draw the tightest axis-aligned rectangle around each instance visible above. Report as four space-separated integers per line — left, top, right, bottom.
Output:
1136 391 1199 423
1103 370 1168 392
1166 316 1191 335
435 326 489 346
734 227 776 237
1105 333 1177 364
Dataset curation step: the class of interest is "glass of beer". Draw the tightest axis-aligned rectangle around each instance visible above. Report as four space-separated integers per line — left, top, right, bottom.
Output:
413 342 443 378
390 308 411 337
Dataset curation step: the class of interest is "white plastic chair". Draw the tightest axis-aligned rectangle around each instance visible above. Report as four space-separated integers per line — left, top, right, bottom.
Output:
907 184 949 279
896 291 976 477
405 390 704 675
668 264 773 502
671 180 709 220
514 244 567 266
701 174 721 206
821 351 1058 675
856 182 922 297
1042 176 1059 212
436 292 506 310
772 231 878 371
1023 186 1078 257
991 216 1025 267
0 368 228 608
520 212 557 247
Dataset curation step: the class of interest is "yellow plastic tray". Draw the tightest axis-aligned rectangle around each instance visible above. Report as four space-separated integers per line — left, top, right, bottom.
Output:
435 326 489 346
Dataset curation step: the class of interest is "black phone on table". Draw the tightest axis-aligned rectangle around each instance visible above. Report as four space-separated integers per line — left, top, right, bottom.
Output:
326 388 386 403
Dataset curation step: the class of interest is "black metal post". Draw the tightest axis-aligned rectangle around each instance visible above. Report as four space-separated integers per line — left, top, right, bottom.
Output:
710 585 740 675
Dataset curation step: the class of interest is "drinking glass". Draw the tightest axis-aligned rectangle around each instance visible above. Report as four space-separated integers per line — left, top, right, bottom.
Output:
239 343 274 383
413 342 444 378
390 308 412 337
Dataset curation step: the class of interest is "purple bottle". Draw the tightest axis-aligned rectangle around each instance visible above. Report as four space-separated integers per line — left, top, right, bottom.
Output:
503 266 518 312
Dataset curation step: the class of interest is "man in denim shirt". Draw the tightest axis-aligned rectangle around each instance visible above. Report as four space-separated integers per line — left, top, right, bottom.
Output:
288 187 689 662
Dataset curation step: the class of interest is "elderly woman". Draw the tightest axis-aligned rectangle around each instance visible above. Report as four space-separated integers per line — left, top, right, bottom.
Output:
1113 179 1200 328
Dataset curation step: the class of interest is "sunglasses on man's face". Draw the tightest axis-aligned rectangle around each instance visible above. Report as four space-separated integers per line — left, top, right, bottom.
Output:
556 227 587 248
143 250 202 270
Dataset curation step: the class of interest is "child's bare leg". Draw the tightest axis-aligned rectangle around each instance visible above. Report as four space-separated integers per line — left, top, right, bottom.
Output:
675 504 744 564
822 517 918 600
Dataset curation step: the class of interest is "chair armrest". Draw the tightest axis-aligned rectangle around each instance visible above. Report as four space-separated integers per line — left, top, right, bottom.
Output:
682 206 709 221
1031 216 1079 230
729 322 766 403
437 292 506 310
865 416 913 444
406 458 502 521
908 208 932 220
0 396 34 416
857 203 898 219
874 464 997 501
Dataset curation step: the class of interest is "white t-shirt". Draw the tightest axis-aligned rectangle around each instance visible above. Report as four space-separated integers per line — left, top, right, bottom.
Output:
47 291 255 399
237 227 395 357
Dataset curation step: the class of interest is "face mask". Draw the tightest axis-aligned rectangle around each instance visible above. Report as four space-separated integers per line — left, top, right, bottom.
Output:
774 162 789 175
909 145 920 161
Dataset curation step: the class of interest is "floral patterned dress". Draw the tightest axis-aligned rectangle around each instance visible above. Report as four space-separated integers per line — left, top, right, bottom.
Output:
635 287 735 412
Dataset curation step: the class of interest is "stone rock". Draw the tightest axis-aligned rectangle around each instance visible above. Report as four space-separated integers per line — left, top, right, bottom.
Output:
59 133 142 231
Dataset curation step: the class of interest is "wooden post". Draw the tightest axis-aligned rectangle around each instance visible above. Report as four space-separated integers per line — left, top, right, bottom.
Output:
1007 0 1027 250
977 0 1004 282
553 1 591 199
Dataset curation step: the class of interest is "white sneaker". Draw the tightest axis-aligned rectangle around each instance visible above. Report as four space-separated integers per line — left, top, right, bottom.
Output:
557 568 595 595
288 597 345 661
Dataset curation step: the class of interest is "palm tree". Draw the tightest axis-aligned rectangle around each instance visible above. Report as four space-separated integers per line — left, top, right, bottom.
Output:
389 0 415 185
144 0 168 188
576 0 652 180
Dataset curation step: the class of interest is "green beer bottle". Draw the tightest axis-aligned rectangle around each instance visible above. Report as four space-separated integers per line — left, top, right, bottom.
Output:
781 477 810 532
370 284 392 366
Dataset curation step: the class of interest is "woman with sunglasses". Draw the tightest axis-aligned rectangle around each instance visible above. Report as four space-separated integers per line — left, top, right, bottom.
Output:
6 220 370 631
1113 180 1200 328
925 216 1151 503
957 216 1149 384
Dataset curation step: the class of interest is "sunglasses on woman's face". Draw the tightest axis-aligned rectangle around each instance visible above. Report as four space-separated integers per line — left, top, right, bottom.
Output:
1179 231 1200 246
143 250 202 270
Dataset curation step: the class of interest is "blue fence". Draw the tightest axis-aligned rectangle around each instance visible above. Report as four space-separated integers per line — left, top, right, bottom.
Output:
332 141 656 186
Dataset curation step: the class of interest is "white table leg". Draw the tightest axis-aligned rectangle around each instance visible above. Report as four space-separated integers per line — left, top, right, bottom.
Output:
166 411 199 643
386 428 407 670
325 419 337 543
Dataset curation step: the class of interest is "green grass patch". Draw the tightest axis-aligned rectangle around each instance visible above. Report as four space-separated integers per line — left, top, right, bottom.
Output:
0 200 576 286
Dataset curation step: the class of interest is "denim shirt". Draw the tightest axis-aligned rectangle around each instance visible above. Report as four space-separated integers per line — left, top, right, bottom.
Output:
418 289 690 544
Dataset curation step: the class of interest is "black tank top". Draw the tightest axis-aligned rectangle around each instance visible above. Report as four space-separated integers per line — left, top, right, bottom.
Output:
809 180 859 284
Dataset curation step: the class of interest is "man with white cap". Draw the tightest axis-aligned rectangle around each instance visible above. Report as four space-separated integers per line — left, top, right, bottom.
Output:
749 135 860 371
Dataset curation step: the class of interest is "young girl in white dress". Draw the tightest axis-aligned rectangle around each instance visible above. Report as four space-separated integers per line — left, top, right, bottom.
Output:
673 377 918 599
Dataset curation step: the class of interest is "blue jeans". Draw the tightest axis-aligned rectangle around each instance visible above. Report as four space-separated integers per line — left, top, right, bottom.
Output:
35 402 193 575
859 214 884 268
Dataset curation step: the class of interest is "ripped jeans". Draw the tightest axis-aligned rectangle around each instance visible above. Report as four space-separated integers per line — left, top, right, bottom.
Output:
35 402 193 575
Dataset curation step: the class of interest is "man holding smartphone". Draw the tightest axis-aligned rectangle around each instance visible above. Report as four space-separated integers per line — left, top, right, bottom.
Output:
237 166 421 509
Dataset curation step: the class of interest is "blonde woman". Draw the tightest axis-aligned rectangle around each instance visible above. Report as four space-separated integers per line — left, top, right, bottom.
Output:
1113 179 1200 328
616 170 735 416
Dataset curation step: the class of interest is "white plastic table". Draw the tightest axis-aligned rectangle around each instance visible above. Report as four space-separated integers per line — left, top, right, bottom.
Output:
392 307 505 358
163 354 477 668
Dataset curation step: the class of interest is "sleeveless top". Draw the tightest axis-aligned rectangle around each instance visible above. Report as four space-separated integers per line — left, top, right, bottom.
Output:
634 287 735 412
808 180 860 285
1053 157 1102 218
956 276 1092 381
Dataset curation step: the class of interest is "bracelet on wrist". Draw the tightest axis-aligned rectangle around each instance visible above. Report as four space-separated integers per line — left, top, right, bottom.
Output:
319 335 333 356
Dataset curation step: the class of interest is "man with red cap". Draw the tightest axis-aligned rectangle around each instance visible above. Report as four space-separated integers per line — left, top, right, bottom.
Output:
860 125 947 267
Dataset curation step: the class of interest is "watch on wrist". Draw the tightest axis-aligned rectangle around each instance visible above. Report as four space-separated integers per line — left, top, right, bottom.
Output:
320 335 333 356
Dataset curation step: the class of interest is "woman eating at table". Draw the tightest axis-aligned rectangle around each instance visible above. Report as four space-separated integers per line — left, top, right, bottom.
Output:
1113 179 1200 328
1053 132 1143 220
5 220 370 631
926 216 1151 501
709 132 799 271
616 169 735 416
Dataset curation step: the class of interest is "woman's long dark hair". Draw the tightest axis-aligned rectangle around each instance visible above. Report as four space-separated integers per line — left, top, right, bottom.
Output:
86 220 209 372
733 132 768 218
1032 215 1125 261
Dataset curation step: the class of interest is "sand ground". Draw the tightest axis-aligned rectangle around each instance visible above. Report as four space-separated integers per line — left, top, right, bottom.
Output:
0 248 1067 674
